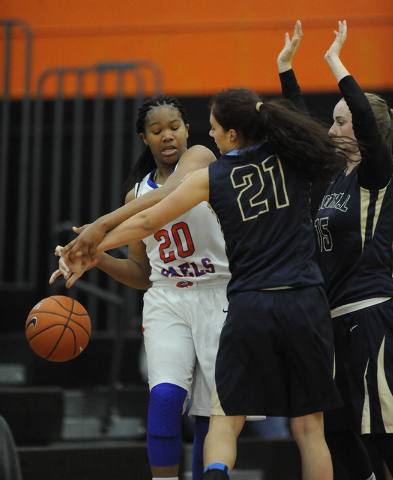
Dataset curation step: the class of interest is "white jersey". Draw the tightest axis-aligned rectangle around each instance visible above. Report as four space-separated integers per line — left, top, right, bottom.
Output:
136 170 264 419
135 170 230 287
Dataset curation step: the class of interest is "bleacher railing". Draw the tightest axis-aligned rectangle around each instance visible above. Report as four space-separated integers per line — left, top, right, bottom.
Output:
0 19 163 336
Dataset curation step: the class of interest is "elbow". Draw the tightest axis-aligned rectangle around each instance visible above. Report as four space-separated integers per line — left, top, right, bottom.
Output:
139 213 158 236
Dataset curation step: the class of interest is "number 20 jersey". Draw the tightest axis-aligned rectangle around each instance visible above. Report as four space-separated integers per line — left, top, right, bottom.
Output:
135 170 231 286
208 145 325 297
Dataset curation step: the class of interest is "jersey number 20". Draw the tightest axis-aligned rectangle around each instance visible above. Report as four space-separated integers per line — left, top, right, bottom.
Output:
154 222 195 263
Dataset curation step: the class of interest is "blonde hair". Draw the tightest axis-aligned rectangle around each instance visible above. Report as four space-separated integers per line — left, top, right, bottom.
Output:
365 93 393 154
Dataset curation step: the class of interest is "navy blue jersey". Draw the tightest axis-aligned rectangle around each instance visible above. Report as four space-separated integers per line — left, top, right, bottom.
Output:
208 144 324 297
315 169 393 309
314 76 393 309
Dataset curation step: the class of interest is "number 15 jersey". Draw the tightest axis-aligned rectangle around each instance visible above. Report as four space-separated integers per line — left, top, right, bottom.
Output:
135 170 231 287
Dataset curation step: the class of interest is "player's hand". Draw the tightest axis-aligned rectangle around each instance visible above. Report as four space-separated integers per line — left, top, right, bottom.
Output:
49 246 97 288
324 20 347 63
61 221 106 267
277 20 302 73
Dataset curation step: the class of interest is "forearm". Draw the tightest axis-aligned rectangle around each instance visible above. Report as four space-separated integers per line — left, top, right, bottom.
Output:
279 69 308 114
96 252 151 290
325 53 350 84
99 187 169 232
97 212 157 254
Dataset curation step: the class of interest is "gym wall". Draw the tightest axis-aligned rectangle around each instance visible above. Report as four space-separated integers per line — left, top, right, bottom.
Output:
2 0 393 99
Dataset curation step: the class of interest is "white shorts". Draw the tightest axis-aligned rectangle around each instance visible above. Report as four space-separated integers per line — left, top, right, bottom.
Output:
142 282 228 417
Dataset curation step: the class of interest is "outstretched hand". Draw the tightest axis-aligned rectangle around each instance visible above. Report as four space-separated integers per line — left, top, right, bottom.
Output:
60 221 106 267
49 245 97 288
324 20 347 63
277 20 303 73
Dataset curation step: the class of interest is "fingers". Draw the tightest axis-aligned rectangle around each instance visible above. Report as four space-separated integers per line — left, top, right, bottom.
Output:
49 269 62 284
50 240 95 286
49 266 84 288
334 20 347 39
64 256 95 287
72 224 90 234
293 20 302 41
50 246 69 283
73 247 94 268
295 19 302 34
61 238 78 258
59 257 71 279
339 20 347 40
68 241 96 267
65 271 84 288
62 225 90 261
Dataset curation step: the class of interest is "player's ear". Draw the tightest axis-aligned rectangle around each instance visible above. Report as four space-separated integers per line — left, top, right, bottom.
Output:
229 129 238 142
140 132 149 145
185 123 190 138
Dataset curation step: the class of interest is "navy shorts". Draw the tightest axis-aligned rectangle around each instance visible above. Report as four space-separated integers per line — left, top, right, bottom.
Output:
214 286 343 417
324 298 393 435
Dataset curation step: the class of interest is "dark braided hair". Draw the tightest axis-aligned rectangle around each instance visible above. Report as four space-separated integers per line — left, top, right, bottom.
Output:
209 88 346 186
123 95 189 194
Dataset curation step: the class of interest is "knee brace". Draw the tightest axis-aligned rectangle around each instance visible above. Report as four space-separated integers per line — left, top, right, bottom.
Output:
147 383 188 467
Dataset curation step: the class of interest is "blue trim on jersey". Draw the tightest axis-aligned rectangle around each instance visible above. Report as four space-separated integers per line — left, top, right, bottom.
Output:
226 141 265 156
147 169 159 189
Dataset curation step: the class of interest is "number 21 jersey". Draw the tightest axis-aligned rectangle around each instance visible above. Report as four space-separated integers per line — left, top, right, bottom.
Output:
208 144 324 297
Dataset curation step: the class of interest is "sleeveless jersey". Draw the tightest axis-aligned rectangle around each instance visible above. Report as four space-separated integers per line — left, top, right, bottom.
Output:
208 144 324 297
135 170 230 287
314 75 393 310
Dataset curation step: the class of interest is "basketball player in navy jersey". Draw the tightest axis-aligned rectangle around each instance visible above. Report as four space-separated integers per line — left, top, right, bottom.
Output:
70 83 346 480
316 21 393 477
278 20 393 479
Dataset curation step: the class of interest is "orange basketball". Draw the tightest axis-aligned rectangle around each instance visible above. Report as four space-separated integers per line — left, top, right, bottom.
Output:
25 296 91 362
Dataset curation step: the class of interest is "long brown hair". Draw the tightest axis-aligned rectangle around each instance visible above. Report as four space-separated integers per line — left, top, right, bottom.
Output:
210 88 346 186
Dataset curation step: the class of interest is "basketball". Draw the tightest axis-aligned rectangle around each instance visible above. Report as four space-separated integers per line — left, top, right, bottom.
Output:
25 296 91 362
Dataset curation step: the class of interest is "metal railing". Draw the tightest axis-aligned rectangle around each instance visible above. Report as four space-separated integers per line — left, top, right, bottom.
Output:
0 19 163 335
0 19 32 286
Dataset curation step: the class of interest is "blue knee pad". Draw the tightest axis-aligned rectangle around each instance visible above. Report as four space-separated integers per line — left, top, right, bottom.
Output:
193 416 210 480
147 383 187 467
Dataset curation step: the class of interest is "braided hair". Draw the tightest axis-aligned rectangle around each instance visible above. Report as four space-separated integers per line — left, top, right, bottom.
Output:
123 95 189 194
